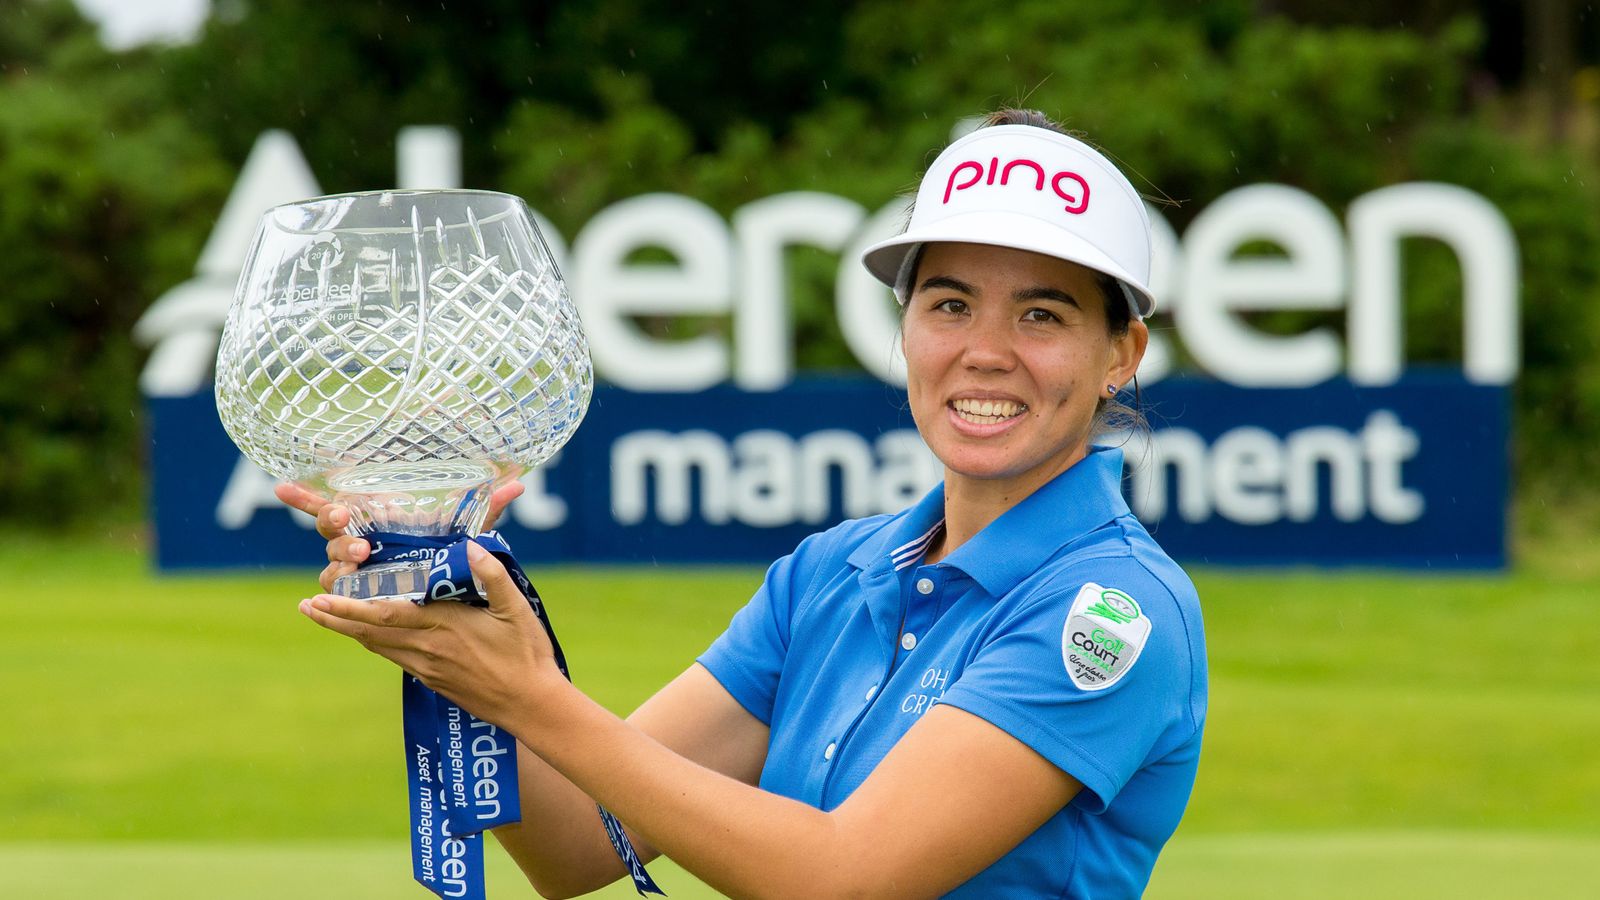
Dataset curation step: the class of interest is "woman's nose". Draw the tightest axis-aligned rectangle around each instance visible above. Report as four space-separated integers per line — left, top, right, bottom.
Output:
962 317 1017 372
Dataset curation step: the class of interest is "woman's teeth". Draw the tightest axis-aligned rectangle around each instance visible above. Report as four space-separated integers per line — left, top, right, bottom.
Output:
951 398 1026 424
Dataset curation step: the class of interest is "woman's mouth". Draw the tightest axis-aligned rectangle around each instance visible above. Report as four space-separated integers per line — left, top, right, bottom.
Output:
950 397 1027 425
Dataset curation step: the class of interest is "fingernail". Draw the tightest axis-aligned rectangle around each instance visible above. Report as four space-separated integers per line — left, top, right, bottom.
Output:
312 597 332 611
298 599 312 615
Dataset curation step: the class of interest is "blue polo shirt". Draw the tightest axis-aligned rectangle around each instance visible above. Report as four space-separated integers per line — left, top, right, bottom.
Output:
698 445 1207 898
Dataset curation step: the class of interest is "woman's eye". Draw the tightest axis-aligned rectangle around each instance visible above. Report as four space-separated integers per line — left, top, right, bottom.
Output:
1023 307 1061 323
934 298 968 315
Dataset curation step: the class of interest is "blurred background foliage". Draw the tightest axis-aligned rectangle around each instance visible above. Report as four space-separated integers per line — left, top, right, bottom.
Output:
1 0 1597 527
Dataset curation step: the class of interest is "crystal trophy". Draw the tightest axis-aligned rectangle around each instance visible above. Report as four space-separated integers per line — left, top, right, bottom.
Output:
215 189 591 599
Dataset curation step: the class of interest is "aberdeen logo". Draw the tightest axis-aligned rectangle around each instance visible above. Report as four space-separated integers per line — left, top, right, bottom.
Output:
943 156 1090 214
295 231 345 272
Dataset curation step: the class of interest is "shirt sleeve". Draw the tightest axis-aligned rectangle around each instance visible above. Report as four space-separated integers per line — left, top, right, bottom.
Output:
695 527 841 726
935 566 1199 813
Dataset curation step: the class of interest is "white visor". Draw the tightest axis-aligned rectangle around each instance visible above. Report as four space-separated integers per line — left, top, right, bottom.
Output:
861 124 1156 318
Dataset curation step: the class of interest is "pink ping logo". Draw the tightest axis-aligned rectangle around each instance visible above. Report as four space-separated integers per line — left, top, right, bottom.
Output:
943 157 1090 214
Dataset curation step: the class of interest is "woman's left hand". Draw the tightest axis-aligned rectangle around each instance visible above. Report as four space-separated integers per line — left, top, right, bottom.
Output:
299 542 561 726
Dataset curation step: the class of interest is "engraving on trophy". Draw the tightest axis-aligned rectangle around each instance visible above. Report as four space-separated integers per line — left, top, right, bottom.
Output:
295 231 345 271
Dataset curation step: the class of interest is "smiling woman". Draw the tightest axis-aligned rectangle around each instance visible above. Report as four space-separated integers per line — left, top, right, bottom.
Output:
900 242 1147 559
289 108 1206 899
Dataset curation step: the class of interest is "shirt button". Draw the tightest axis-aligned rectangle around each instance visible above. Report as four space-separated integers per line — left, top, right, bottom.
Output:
824 742 836 761
865 684 878 701
901 632 918 651
916 577 934 595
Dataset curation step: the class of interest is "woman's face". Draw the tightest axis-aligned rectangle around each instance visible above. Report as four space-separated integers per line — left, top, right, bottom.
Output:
902 241 1147 494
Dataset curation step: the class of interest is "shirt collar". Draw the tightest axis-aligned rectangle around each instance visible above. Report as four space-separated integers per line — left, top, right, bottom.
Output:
849 445 1130 594
846 479 947 575
947 445 1131 596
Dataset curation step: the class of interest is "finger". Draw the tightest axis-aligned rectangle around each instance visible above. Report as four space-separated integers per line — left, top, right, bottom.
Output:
326 535 371 565
308 594 432 630
485 480 526 527
300 598 432 669
296 595 416 643
315 503 352 541
275 482 328 517
467 542 525 616
319 560 359 593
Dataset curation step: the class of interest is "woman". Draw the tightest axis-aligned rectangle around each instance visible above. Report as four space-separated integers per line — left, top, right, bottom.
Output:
286 109 1207 898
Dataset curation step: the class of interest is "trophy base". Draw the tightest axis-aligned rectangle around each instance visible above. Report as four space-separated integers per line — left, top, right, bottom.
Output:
334 559 432 602
333 557 488 603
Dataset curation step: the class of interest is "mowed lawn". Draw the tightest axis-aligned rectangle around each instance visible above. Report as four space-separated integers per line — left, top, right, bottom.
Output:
3 531 1597 897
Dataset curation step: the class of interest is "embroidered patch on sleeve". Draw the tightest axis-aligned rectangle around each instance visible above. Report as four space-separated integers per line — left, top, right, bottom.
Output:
1061 582 1152 691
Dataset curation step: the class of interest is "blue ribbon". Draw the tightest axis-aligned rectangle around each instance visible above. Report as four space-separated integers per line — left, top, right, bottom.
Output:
366 530 665 898
403 673 486 900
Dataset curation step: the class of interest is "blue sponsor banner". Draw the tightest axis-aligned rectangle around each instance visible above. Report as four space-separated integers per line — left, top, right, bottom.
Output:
147 374 1507 570
1123 374 1508 568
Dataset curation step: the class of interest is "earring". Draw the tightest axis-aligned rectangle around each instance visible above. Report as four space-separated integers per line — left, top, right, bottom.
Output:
1106 383 1118 396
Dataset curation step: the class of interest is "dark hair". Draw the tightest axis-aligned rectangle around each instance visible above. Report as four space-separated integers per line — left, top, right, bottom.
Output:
903 107 1146 439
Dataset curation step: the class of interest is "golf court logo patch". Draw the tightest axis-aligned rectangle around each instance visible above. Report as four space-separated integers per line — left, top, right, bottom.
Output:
1062 583 1151 691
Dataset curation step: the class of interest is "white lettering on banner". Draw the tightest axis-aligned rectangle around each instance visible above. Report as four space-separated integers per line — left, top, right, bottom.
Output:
732 193 868 389
612 429 942 527
397 126 461 190
216 457 317 530
836 197 913 385
728 431 799 526
138 128 1521 397
1347 183 1520 386
1177 185 1347 387
214 417 1421 533
1119 410 1425 525
572 194 734 390
138 128 456 397
510 451 568 530
1131 210 1183 383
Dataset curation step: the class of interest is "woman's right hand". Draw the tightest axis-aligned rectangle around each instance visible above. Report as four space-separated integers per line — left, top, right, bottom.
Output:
273 481 528 592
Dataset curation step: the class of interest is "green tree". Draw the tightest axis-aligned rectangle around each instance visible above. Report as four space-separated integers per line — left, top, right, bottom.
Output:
160 0 859 188
0 1 229 520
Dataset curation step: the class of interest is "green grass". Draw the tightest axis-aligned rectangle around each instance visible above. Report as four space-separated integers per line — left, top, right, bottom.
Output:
1 834 1594 899
3 530 1597 896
